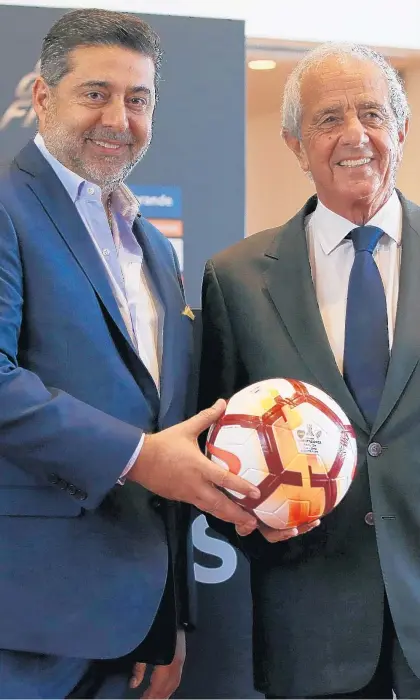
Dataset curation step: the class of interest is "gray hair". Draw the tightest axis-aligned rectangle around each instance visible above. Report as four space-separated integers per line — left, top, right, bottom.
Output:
282 42 409 139
40 8 163 97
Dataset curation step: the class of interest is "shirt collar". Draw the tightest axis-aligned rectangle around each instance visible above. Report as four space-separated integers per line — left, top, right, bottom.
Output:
109 183 140 228
33 133 140 227
34 133 85 203
310 189 402 255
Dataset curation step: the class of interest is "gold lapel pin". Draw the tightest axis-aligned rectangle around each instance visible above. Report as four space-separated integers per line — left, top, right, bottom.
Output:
181 305 195 321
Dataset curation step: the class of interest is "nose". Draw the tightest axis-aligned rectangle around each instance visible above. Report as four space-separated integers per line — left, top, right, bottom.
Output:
100 97 129 132
340 115 369 148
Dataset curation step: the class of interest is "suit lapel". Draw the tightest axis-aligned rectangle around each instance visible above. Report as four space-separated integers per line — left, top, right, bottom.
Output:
16 142 137 355
133 217 191 426
15 142 160 409
373 194 420 433
263 196 369 433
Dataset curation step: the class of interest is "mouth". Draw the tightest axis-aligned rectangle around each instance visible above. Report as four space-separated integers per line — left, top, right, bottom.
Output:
87 139 130 153
337 157 372 168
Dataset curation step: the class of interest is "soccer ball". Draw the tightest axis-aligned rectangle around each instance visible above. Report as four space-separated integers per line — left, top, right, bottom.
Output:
206 378 357 530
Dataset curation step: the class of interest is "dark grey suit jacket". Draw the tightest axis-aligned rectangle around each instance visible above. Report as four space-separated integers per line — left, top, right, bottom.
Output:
199 192 420 697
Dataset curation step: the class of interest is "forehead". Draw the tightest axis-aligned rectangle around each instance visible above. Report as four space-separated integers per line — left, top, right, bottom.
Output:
300 56 389 112
63 44 155 89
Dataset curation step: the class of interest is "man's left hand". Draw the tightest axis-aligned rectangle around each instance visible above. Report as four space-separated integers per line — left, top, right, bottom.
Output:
236 519 321 541
129 629 186 698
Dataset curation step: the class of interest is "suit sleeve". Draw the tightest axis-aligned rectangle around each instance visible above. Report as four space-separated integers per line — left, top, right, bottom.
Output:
0 204 142 510
199 259 289 561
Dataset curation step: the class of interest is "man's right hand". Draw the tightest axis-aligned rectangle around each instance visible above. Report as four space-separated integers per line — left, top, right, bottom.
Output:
127 399 260 530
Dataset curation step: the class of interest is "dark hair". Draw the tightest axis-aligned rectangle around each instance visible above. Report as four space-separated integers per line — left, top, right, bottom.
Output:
40 8 163 96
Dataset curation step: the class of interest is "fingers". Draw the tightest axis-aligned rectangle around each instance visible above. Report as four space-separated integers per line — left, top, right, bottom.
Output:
196 485 258 529
130 662 147 689
236 521 258 537
205 459 260 500
184 399 227 437
259 524 299 542
141 666 181 700
296 519 321 535
259 519 321 543
196 459 260 528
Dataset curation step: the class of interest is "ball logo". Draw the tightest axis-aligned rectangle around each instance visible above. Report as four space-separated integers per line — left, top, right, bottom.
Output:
295 422 323 455
0 62 39 131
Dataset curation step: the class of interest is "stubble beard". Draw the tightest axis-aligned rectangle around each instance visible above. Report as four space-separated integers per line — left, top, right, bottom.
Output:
43 113 152 194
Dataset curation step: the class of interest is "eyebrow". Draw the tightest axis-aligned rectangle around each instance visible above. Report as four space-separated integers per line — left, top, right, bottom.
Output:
312 105 342 121
357 101 389 114
312 100 389 122
77 80 152 95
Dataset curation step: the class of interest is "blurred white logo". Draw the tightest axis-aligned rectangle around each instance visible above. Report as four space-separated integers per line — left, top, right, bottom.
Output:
192 514 238 584
0 61 39 131
136 194 174 208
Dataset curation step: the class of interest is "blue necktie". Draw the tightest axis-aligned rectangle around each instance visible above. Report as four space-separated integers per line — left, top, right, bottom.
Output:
343 226 389 427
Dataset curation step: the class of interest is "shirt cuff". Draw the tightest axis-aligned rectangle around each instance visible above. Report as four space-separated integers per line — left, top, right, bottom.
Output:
117 432 145 485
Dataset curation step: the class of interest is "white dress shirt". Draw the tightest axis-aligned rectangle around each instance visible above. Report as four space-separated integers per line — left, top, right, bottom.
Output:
306 190 402 374
34 133 164 477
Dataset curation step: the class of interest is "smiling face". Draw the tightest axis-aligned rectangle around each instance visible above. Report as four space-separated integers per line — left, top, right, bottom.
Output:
284 55 408 223
33 44 155 193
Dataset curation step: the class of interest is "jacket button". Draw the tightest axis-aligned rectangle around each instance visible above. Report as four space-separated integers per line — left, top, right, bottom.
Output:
74 490 87 501
150 496 162 510
368 442 382 457
365 512 375 526
48 473 59 485
67 484 77 496
58 479 68 490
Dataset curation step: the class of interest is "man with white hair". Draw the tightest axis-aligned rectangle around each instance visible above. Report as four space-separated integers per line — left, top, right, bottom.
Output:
199 43 420 698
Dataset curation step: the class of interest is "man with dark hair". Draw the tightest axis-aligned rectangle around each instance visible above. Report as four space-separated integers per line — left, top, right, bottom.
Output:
0 8 259 698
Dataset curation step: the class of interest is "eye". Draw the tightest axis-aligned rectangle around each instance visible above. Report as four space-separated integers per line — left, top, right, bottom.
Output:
86 92 104 101
321 115 338 125
364 111 383 121
128 97 148 109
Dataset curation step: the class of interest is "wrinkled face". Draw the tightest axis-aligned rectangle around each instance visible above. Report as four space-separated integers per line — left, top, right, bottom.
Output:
33 44 155 190
284 56 408 215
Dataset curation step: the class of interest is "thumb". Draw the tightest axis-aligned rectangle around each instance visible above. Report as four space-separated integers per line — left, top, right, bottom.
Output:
186 398 226 437
130 662 147 689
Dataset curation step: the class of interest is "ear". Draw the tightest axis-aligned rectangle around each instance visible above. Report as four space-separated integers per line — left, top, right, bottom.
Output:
397 117 409 161
283 129 310 173
32 76 53 129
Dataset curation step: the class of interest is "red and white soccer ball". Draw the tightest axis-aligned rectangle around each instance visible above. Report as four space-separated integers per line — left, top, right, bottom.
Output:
206 378 357 530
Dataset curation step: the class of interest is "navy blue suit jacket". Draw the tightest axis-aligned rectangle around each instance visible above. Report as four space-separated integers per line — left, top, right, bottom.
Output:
0 141 194 661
